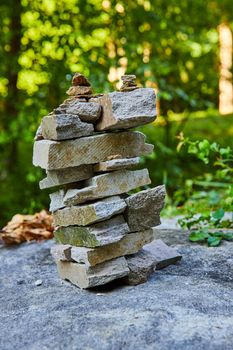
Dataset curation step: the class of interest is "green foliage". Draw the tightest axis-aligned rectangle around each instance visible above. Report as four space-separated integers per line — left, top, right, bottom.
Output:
189 229 233 247
140 112 233 213
176 135 233 247
179 208 232 230
175 134 233 212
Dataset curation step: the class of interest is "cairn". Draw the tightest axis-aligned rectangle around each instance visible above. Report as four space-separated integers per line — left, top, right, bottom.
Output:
33 74 181 289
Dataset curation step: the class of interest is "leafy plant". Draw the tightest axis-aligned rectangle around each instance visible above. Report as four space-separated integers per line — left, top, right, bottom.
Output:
189 229 233 247
176 134 233 246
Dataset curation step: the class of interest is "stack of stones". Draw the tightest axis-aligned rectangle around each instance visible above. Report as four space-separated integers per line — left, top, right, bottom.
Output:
33 73 181 289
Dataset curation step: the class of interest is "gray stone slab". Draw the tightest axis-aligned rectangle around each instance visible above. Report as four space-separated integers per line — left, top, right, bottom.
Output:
49 189 65 212
57 256 129 289
63 169 151 206
54 215 130 247
68 229 154 266
41 114 94 140
66 85 92 96
125 185 166 231
33 131 153 170
39 165 93 189
53 196 126 226
50 244 71 261
143 239 182 269
55 99 101 123
93 157 140 173
2 231 233 350
95 88 156 131
125 249 157 285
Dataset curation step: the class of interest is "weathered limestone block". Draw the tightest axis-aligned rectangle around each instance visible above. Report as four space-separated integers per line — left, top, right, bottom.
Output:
33 131 153 170
93 157 140 173
63 169 151 206
40 165 93 189
56 256 129 289
125 250 157 285
50 244 71 261
55 99 101 123
95 88 156 131
54 215 129 247
125 185 166 231
143 239 182 269
49 189 65 212
69 229 154 266
53 196 126 226
41 114 94 141
66 85 92 96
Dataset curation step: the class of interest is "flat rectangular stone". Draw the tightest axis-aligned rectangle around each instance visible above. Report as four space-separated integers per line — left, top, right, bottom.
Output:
55 99 102 123
125 250 157 285
54 215 130 247
33 131 153 170
69 229 154 266
50 244 71 261
143 239 182 269
95 88 156 131
93 157 140 173
41 114 94 140
56 256 129 289
62 169 151 207
49 189 65 212
53 196 126 226
39 165 93 189
124 185 166 231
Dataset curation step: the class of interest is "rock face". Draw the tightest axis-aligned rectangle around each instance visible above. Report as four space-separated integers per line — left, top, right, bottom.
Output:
125 185 166 231
95 88 156 131
93 157 140 173
143 239 182 269
53 196 126 226
66 85 92 96
34 124 43 141
33 131 153 170
2 235 233 349
62 169 151 207
125 250 157 285
69 229 154 266
54 215 130 247
120 74 138 92
39 165 93 190
57 256 129 289
55 100 101 123
41 114 94 141
72 73 91 86
50 244 71 261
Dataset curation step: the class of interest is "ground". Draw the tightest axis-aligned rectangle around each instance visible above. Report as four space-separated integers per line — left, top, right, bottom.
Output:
1 221 233 350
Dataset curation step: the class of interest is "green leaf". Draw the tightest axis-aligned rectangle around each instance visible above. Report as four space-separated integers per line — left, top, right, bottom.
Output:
207 236 222 247
189 230 209 242
188 144 198 155
212 208 224 220
210 142 219 152
222 233 233 241
198 139 210 152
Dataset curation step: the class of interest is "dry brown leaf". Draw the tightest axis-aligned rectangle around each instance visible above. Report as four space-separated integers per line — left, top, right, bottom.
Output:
0 210 54 245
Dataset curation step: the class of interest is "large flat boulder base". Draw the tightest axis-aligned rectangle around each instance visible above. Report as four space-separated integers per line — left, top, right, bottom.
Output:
1 226 233 349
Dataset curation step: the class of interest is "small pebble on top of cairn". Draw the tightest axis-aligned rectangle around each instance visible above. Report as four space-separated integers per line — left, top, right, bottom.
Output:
33 73 182 289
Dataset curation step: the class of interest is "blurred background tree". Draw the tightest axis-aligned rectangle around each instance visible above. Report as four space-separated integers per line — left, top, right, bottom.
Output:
0 0 232 226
